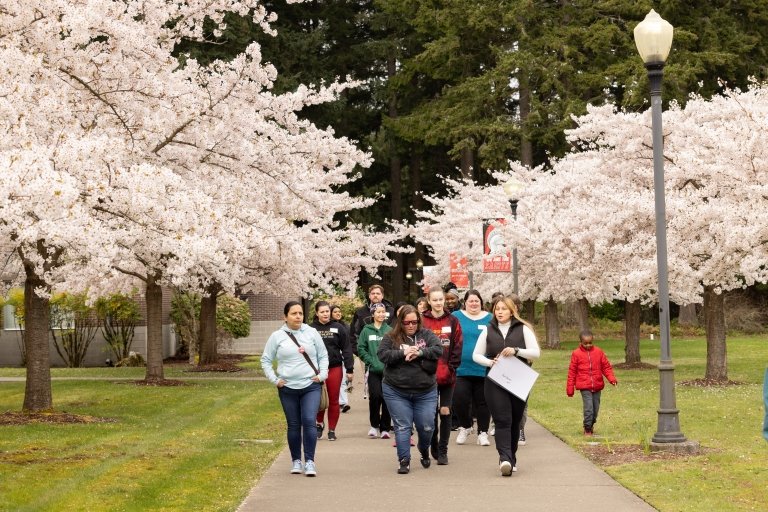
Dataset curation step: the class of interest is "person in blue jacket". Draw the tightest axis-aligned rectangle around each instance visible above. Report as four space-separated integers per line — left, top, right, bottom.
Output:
261 301 328 477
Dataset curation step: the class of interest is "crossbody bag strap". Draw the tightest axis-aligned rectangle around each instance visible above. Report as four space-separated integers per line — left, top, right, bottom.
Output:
285 331 319 375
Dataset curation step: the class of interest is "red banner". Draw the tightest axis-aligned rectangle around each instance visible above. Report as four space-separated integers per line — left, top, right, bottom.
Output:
449 251 469 289
482 219 511 273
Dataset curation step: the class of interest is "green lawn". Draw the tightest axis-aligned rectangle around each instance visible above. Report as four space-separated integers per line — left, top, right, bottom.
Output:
0 374 283 512
530 332 768 512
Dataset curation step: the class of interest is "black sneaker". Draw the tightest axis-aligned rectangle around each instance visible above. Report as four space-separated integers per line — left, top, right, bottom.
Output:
341 404 351 413
419 448 431 468
327 430 337 441
519 429 527 446
316 423 324 440
437 454 448 465
430 444 439 460
398 458 410 474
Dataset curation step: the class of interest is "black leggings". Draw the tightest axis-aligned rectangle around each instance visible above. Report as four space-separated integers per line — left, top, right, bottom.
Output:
367 371 391 432
453 376 490 432
431 383 454 455
484 378 526 465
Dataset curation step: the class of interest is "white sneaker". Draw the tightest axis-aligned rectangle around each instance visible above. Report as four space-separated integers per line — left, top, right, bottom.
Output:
489 423 495 436
499 461 512 476
380 430 391 439
477 432 490 446
368 427 379 438
455 427 470 445
513 465 518 472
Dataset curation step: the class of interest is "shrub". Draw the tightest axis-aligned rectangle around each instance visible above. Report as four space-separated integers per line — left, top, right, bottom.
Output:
49 292 99 368
2 288 26 365
216 294 251 342
95 293 140 361
116 351 146 367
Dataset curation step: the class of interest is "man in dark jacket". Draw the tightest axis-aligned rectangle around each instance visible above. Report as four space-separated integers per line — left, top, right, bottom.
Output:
351 284 395 350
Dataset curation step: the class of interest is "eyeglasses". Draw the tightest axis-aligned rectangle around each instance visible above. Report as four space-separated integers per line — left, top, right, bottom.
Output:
402 320 419 326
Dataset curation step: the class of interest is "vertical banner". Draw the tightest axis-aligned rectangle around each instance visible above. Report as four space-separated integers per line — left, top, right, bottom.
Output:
449 252 469 289
482 219 511 272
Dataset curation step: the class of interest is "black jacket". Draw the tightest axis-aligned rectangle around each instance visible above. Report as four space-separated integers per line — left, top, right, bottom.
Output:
377 327 443 392
310 320 354 372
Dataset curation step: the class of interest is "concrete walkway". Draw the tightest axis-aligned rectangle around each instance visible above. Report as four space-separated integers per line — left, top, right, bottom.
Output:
237 377 656 512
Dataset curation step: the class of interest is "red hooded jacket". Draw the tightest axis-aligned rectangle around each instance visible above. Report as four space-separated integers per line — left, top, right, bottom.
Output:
566 344 617 396
421 310 463 386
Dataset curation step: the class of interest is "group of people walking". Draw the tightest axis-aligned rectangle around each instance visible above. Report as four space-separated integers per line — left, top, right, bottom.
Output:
262 283 548 477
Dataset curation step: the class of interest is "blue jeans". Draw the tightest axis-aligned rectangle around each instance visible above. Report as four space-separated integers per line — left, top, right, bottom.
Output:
580 389 602 430
278 382 321 462
382 383 437 461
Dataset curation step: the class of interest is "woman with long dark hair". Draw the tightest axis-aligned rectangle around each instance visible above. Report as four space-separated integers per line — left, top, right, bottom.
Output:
311 301 354 441
377 305 443 474
261 301 329 477
473 295 540 477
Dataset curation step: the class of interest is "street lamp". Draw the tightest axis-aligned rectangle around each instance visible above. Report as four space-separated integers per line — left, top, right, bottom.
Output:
634 9 686 445
415 259 424 297
503 180 523 295
405 271 413 302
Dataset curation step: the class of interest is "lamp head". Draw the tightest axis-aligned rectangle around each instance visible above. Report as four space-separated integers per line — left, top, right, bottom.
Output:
405 272 413 280
633 9 674 65
502 179 524 200
415 259 424 269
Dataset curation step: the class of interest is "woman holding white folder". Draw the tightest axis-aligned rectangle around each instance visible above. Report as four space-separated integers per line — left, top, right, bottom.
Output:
472 295 540 477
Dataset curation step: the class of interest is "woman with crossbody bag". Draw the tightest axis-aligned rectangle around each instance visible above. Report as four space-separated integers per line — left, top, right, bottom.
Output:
261 301 329 477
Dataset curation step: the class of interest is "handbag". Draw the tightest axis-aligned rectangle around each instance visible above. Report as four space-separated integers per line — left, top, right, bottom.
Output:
285 332 328 413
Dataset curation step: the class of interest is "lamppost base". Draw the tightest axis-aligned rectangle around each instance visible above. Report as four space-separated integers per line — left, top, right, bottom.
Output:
649 440 700 454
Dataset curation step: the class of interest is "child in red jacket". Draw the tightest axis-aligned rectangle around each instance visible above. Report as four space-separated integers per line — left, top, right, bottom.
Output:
566 331 617 436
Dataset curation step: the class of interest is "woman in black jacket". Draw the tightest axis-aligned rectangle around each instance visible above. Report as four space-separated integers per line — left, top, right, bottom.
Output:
377 305 443 474
311 301 354 441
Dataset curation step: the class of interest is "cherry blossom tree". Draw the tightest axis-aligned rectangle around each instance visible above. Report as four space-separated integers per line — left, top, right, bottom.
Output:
1 0 403 410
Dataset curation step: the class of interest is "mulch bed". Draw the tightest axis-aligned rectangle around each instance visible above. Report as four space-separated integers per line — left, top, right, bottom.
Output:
613 362 657 370
581 443 703 466
179 354 247 373
129 379 189 386
679 378 743 387
0 412 116 426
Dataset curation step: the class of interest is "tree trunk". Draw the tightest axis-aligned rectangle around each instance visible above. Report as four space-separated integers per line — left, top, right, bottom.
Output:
198 284 221 365
703 285 728 381
144 276 165 381
387 52 404 304
22 263 52 412
523 299 536 325
624 300 642 364
460 147 474 180
519 74 533 168
678 303 699 326
576 297 590 332
544 299 560 349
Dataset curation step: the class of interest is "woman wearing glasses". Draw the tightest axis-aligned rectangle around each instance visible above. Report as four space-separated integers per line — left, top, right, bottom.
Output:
377 305 443 474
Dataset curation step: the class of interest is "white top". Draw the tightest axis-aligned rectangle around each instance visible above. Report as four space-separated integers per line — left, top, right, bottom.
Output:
472 321 540 367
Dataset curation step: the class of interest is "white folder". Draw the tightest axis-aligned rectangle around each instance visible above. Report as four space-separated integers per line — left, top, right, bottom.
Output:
487 355 539 401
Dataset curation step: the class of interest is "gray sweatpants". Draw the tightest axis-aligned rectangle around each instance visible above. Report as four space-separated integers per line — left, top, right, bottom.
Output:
580 389 602 430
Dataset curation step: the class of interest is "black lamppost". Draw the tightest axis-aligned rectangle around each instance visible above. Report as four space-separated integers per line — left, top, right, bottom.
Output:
634 9 687 445
503 180 523 295
415 259 424 297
